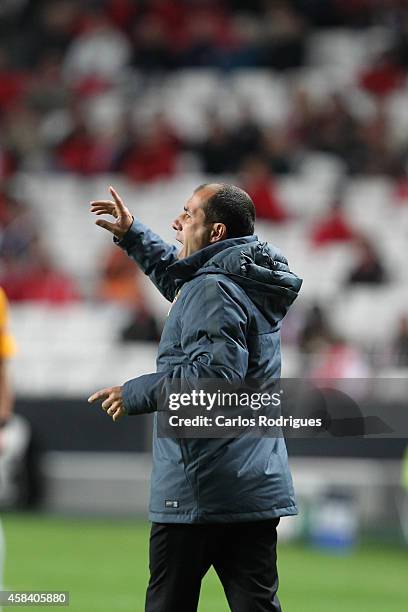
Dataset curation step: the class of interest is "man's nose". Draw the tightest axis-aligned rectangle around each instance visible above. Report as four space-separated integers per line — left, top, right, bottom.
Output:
172 216 182 231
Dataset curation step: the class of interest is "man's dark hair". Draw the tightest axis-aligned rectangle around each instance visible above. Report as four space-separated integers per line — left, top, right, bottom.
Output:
196 184 256 238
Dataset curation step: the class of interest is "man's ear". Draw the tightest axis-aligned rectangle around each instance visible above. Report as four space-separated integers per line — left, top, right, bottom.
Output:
210 223 227 243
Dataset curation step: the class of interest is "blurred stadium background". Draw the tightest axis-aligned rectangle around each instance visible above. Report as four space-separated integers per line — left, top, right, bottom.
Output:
0 1 408 610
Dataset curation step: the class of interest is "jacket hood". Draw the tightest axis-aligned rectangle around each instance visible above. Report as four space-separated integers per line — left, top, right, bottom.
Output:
167 235 302 325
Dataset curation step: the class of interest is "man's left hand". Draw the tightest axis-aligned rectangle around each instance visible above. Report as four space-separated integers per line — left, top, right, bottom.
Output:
88 386 125 422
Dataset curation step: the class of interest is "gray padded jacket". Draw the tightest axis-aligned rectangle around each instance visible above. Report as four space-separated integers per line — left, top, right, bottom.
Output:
118 220 302 523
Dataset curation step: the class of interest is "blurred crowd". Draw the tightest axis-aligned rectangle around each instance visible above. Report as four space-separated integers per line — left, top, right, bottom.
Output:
0 0 408 365
1 1 408 183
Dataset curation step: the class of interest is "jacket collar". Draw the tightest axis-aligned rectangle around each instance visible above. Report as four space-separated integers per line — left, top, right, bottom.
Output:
167 235 258 281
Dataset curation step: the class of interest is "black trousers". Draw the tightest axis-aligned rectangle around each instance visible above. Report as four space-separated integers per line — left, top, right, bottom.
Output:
145 519 282 612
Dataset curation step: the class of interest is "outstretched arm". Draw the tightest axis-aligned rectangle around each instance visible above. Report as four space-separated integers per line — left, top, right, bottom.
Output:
90 187 179 302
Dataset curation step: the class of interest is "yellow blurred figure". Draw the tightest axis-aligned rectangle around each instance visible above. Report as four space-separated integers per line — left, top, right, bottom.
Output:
0 289 16 353
0 287 16 431
0 287 16 428
0 287 16 602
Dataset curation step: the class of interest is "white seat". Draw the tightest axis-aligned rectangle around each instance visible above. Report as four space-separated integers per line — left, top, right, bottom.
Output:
230 70 290 125
331 287 408 345
306 29 371 76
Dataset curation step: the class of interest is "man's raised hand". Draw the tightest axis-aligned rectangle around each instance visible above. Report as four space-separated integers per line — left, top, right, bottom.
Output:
90 186 133 241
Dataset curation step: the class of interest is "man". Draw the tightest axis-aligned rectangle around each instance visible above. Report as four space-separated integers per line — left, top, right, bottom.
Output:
88 183 302 611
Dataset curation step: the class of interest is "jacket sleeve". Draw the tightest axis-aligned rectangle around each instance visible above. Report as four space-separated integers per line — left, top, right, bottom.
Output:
115 219 179 302
122 276 250 415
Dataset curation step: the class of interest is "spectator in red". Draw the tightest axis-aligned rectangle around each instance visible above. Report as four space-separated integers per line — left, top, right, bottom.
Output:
359 50 405 98
106 0 139 31
1 242 79 304
1 194 75 305
311 187 355 247
0 147 16 182
240 156 289 222
177 3 235 68
309 335 370 378
56 106 123 175
120 118 180 183
56 114 95 174
146 0 187 34
0 48 29 113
